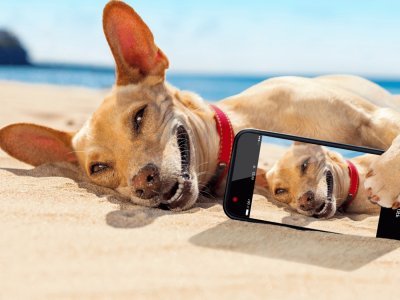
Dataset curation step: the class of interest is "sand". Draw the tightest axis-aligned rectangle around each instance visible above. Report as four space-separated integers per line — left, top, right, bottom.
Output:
1 81 400 299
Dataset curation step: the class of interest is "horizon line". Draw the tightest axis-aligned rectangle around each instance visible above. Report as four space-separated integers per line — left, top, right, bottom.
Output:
7 62 400 81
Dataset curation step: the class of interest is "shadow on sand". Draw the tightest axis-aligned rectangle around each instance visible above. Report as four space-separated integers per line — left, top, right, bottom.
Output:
2 162 213 229
189 219 400 271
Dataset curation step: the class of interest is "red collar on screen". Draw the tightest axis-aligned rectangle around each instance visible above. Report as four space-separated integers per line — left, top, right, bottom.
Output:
209 104 234 189
341 160 360 211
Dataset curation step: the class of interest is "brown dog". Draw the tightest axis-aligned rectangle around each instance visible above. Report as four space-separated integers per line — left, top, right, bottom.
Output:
1 1 400 210
255 142 380 218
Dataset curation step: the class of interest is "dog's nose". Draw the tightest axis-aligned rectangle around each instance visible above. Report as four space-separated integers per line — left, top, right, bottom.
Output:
132 163 161 199
298 191 315 211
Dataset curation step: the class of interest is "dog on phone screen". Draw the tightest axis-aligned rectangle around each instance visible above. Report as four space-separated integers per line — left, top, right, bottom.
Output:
255 142 380 218
1 0 400 211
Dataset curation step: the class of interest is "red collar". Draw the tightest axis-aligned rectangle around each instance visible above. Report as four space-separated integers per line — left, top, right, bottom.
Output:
208 104 235 189
341 160 360 211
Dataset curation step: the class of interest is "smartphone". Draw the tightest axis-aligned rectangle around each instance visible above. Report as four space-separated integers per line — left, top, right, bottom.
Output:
223 129 400 240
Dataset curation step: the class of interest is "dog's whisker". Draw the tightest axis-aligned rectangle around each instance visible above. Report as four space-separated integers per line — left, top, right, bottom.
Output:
69 150 88 154
195 161 210 167
198 188 218 200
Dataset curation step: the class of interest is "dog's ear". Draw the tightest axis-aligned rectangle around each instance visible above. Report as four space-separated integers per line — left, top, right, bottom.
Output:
293 141 307 146
326 150 345 164
255 168 269 189
0 123 77 166
293 141 323 152
103 0 169 85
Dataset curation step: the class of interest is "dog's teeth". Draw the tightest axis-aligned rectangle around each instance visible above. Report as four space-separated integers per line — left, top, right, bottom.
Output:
165 181 185 204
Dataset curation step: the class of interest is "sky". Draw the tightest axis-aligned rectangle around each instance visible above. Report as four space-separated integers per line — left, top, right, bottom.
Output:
1 0 400 77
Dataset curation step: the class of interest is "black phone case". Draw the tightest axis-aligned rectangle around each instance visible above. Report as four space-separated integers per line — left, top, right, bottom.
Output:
223 129 400 240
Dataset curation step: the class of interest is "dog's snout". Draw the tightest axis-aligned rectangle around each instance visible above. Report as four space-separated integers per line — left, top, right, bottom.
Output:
298 191 315 211
132 163 161 199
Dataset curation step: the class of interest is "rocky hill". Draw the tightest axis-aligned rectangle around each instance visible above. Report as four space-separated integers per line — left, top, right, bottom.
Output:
0 30 30 65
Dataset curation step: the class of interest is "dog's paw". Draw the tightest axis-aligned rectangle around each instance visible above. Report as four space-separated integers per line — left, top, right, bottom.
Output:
391 195 400 209
364 136 400 208
364 176 398 208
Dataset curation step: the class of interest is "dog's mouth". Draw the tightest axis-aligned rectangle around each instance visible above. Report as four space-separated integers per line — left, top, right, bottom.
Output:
176 125 191 176
313 170 336 218
161 176 190 205
160 125 193 208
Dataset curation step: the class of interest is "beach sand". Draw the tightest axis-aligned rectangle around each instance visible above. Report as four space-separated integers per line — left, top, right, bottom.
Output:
1 81 400 299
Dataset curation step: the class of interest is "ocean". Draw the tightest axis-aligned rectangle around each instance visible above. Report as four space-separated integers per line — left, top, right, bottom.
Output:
0 64 400 101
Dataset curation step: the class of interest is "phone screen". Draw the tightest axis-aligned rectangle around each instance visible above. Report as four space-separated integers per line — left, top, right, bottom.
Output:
224 130 391 238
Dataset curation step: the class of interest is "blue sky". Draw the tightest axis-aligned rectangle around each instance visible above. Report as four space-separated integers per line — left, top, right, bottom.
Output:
262 136 363 159
1 0 400 77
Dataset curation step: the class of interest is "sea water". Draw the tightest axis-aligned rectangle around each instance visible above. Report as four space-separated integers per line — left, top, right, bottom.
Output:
0 64 399 101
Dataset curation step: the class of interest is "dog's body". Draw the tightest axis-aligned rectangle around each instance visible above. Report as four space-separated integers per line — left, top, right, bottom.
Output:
255 143 380 218
1 1 400 211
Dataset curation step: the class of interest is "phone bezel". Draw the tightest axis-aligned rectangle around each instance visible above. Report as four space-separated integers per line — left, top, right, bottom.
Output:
223 128 385 234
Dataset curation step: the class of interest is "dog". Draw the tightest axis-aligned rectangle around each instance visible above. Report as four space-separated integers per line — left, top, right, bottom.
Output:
1 0 400 211
255 142 380 218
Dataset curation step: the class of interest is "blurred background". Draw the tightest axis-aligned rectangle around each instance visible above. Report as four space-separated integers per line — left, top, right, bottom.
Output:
0 0 399 100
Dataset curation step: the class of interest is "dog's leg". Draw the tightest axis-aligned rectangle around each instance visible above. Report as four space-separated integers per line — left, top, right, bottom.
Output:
364 134 400 208
353 105 400 209
359 107 400 149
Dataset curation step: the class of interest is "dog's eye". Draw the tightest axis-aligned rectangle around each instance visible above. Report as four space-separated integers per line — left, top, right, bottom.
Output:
90 163 110 175
275 188 288 195
301 157 310 174
133 106 147 133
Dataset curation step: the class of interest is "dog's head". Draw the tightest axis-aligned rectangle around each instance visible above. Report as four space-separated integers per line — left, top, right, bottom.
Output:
257 142 349 218
0 1 215 210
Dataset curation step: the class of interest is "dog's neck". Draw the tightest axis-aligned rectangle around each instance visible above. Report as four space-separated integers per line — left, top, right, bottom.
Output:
330 160 352 207
188 108 221 188
173 90 221 189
